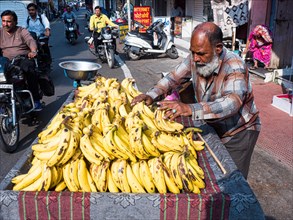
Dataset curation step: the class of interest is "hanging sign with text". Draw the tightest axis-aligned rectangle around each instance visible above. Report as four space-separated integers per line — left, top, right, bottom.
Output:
133 6 151 33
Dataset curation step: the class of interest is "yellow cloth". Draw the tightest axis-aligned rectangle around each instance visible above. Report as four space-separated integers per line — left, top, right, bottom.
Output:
89 14 117 33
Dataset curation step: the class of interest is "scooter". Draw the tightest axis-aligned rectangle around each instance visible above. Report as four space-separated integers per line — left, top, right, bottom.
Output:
64 18 78 45
123 20 179 60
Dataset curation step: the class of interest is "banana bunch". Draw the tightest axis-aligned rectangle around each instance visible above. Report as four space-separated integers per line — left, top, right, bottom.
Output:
12 76 207 194
12 158 64 191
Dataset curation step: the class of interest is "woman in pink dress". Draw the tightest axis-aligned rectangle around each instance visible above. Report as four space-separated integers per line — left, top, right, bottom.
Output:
244 25 273 70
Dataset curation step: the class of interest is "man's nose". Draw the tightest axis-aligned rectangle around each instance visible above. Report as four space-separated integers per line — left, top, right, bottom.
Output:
192 54 201 63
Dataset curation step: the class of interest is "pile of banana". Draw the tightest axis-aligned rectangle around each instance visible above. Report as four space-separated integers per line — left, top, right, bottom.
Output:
12 77 206 194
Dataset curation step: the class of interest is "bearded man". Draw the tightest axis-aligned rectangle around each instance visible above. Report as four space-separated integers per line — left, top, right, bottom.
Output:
131 22 261 179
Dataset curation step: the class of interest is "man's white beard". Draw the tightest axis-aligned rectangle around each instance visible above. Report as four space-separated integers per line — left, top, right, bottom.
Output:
196 54 220 78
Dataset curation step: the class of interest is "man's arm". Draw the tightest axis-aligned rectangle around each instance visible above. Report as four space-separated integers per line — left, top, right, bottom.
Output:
146 54 192 100
21 28 38 58
41 14 51 36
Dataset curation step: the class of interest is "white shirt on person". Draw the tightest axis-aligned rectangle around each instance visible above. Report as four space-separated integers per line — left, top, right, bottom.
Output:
26 13 50 37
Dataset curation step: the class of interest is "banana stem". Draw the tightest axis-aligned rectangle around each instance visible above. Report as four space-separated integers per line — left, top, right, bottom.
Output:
196 132 227 175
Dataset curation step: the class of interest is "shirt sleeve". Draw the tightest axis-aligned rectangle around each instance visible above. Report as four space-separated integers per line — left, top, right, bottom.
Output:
189 69 248 121
41 14 50 29
89 15 94 31
146 54 192 100
21 28 38 50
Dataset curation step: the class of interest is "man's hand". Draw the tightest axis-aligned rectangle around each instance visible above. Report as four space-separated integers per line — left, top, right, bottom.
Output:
131 94 153 106
157 100 192 121
28 51 37 59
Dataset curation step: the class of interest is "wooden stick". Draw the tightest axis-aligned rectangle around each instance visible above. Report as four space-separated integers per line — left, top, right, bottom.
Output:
197 132 227 175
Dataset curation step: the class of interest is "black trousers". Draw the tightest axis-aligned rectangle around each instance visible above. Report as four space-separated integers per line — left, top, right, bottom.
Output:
224 129 260 179
18 58 41 101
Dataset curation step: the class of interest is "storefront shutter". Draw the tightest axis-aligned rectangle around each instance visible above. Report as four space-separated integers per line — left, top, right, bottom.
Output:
186 0 203 27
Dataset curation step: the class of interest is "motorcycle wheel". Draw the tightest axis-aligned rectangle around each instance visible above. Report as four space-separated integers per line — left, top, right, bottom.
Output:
128 51 141 60
166 46 179 59
0 104 19 153
107 49 115 68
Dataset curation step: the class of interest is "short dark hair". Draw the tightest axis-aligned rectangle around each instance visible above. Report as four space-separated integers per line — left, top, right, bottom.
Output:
94 6 101 10
27 3 38 10
1 10 18 24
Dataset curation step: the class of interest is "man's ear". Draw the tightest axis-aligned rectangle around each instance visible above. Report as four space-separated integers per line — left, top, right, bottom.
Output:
215 43 223 55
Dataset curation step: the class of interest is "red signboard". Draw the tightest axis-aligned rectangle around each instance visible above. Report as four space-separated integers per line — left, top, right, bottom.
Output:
133 6 151 32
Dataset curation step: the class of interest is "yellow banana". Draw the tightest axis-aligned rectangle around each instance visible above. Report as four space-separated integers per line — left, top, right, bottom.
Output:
89 134 113 161
46 128 71 167
161 161 180 194
177 154 194 192
40 163 52 191
110 159 123 190
148 157 167 194
103 125 129 160
139 160 156 193
186 155 205 179
186 132 205 151
129 124 150 159
154 109 184 133
58 131 79 166
63 162 79 192
116 159 131 193
70 159 80 190
13 164 42 191
126 161 146 193
80 134 104 164
141 133 160 157
186 159 205 189
113 130 137 162
34 149 56 161
118 104 129 117
21 175 43 191
156 132 184 152
90 161 110 192
55 181 67 191
130 161 143 187
50 166 59 188
87 170 97 192
169 152 183 190
77 158 91 192
106 169 119 192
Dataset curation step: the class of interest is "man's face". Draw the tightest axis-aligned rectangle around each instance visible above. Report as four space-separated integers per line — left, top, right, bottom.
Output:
95 8 101 16
1 15 16 33
190 32 220 77
28 7 37 17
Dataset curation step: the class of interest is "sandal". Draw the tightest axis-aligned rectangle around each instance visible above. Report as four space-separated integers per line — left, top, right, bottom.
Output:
264 67 274 71
249 66 258 70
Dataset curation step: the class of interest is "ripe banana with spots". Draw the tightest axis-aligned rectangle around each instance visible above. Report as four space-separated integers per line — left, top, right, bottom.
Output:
126 161 146 193
148 157 167 193
154 109 184 133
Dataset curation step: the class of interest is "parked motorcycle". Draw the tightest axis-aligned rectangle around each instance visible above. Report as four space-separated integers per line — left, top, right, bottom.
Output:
0 56 40 152
64 18 78 45
85 26 119 69
123 20 179 60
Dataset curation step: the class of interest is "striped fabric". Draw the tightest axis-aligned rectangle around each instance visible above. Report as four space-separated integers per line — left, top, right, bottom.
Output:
18 191 91 220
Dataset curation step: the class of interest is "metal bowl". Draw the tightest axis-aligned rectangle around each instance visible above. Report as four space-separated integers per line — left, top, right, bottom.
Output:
59 61 102 80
